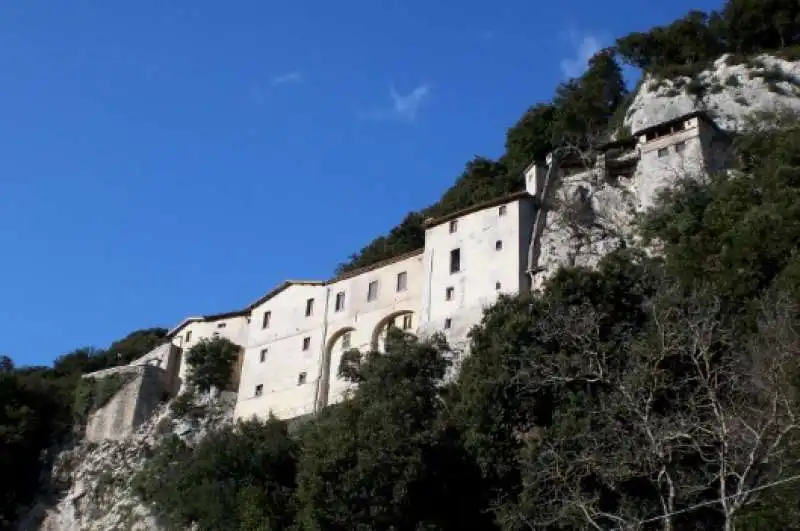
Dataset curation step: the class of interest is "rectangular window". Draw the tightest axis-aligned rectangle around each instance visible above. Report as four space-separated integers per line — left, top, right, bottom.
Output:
675 141 686 153
255 384 263 397
217 322 226 329
305 298 314 317
402 314 412 330
302 337 311 351
367 280 379 302
445 287 454 301
335 291 345 312
396 271 407 292
185 331 192 343
297 372 307 385
262 311 271 329
260 349 267 363
657 147 668 158
449 220 458 233
495 281 502 290
450 248 461 274
212 331 220 338
499 205 507 216
342 332 351 349
444 318 452 329
495 240 503 251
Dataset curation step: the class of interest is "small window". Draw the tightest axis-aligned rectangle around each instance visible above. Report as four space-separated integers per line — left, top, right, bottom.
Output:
255 384 263 397
657 147 668 158
335 291 345 312
499 205 507 216
675 141 686 153
262 311 271 329
450 248 461 274
444 318 452 329
402 314 412 330
305 298 314 317
302 337 311 351
259 349 267 362
445 287 454 301
212 331 220 338
495 240 503 251
495 281 502 290
449 220 458 233
185 331 192 343
297 372 307 385
396 271 407 292
342 332 351 349
217 322 226 329
367 280 379 302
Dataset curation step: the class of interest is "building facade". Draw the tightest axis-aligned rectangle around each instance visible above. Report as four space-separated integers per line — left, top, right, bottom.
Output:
104 111 730 424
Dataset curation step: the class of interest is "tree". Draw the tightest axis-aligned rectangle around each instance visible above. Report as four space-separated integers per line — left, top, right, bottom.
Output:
504 103 557 175
186 337 240 393
552 49 628 148
295 330 491 530
133 418 298 531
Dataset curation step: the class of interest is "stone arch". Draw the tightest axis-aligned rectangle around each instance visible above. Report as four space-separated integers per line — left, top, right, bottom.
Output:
316 326 357 411
370 310 416 352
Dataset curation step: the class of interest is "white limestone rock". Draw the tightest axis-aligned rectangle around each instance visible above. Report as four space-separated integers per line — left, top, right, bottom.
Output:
625 53 800 134
17 393 235 531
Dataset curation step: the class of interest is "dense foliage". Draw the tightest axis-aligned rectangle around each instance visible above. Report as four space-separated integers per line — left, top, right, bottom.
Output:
185 337 241 393
5 2 800 529
133 118 800 530
133 419 298 531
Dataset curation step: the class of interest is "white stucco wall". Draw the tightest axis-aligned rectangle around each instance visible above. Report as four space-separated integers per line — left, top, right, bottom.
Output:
319 252 424 409
418 196 534 354
635 116 709 211
235 283 328 420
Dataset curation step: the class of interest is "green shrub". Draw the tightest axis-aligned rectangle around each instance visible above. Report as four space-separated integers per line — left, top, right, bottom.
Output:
185 338 239 393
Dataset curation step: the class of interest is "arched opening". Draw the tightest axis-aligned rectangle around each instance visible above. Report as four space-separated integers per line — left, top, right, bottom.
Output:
370 310 416 352
316 326 356 411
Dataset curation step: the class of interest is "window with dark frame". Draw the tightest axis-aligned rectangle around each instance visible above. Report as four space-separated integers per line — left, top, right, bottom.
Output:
297 372 307 385
262 311 271 328
335 291 345 311
302 337 311 351
255 384 263 397
396 271 407 292
305 298 314 317
367 280 379 301
260 349 267 362
450 248 461 273
445 287 454 300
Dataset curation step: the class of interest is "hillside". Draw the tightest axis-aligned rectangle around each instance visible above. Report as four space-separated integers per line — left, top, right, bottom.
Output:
336 0 800 275
4 1 800 530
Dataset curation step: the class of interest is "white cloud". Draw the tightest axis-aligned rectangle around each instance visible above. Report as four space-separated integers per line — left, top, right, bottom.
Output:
359 83 431 123
270 70 302 86
560 31 603 79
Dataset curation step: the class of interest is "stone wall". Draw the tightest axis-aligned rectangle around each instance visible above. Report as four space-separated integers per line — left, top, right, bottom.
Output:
84 365 166 443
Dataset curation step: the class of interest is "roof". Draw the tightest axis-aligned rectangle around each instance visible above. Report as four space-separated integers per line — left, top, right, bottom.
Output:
631 110 723 138
166 308 252 338
327 249 424 283
245 280 326 311
423 190 532 229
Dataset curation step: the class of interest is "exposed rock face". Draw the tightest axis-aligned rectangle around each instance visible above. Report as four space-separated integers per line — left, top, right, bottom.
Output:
18 393 235 531
626 54 800 134
528 53 800 288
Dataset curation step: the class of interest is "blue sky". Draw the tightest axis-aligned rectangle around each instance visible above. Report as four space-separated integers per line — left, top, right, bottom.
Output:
0 0 722 366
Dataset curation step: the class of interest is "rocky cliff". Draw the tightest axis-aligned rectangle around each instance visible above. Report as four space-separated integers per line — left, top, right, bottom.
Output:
17 393 235 531
528 53 800 289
